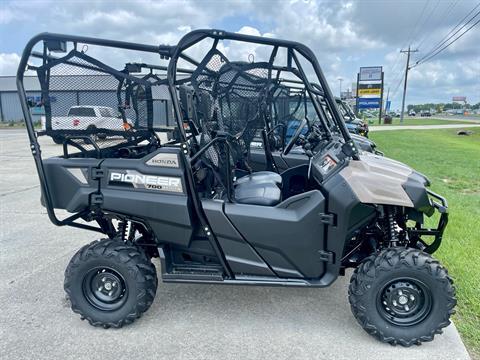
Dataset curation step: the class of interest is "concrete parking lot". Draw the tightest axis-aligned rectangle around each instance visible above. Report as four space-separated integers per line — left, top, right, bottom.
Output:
0 129 471 360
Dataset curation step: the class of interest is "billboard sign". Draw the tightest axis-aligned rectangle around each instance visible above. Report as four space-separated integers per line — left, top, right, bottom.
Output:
358 83 382 90
359 66 383 81
452 96 466 102
358 88 382 96
358 98 381 109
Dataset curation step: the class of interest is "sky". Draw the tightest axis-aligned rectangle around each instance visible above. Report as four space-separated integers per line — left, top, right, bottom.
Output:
1 0 479 109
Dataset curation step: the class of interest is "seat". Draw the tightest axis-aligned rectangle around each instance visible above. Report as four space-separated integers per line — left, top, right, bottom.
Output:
234 171 282 187
235 181 282 206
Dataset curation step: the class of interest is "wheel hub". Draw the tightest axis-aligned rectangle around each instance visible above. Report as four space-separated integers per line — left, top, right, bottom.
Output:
82 267 127 311
378 278 432 326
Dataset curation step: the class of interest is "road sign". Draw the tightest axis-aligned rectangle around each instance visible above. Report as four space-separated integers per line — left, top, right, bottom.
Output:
358 83 382 89
386 100 391 112
356 66 384 122
358 88 382 96
358 98 381 109
359 67 383 81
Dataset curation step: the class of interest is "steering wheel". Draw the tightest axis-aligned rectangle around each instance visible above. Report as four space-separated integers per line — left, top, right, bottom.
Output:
283 119 307 155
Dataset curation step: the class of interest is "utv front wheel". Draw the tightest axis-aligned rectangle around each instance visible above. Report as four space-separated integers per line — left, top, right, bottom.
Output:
348 247 456 346
64 238 157 328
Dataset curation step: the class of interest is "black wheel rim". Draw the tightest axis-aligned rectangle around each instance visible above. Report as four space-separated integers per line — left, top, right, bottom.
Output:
377 277 433 326
82 267 128 311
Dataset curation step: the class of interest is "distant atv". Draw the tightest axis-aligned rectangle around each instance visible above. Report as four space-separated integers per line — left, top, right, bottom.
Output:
43 106 131 144
246 95 380 172
336 98 369 137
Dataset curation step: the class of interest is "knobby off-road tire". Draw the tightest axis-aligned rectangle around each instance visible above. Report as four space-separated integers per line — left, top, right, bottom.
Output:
348 247 456 346
64 238 158 328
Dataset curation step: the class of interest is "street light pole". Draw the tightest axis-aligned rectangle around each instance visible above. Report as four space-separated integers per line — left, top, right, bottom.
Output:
399 46 418 123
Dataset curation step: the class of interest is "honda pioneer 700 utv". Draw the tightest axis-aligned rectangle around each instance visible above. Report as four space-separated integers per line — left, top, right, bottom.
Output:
17 30 455 346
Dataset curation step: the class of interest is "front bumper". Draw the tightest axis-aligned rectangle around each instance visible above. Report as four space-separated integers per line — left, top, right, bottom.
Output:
408 190 448 254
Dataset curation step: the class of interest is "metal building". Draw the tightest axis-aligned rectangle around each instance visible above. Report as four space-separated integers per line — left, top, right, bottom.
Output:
0 75 174 126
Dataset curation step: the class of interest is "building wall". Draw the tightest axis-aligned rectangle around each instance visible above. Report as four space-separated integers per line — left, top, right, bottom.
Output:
1 92 36 122
1 90 174 127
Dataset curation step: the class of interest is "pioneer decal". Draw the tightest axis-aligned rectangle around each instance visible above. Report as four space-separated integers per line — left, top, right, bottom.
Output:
109 170 183 193
146 153 179 168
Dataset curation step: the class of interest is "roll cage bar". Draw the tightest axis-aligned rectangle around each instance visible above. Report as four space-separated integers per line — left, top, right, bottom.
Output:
16 33 175 233
166 29 356 158
16 30 359 236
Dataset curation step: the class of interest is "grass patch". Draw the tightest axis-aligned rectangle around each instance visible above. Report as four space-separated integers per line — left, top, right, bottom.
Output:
370 128 480 356
0 121 41 129
370 117 480 126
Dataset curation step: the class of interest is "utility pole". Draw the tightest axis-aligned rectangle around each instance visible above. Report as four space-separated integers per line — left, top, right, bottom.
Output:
338 77 343 98
400 46 418 123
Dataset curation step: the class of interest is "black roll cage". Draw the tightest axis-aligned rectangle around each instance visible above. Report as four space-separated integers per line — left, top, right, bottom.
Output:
16 30 358 248
16 33 174 233
166 29 356 157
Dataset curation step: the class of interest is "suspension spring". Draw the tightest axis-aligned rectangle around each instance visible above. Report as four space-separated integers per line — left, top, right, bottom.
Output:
117 220 128 241
386 207 399 246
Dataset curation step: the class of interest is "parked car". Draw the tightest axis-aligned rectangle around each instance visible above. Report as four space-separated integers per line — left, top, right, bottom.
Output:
421 111 432 117
43 106 131 144
408 110 416 116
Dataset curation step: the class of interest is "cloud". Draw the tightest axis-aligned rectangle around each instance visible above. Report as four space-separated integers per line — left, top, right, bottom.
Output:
0 53 20 75
0 0 478 105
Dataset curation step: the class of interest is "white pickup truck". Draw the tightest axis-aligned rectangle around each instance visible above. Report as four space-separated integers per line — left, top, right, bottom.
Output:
43 106 131 144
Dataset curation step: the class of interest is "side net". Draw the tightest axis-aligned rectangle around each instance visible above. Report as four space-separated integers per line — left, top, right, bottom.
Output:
34 49 164 152
189 49 274 169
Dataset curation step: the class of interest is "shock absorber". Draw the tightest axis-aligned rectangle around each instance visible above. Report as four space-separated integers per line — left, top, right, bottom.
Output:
117 220 128 241
386 207 399 247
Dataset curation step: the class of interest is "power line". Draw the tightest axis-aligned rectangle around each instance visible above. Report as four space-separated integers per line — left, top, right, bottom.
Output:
413 17 480 67
385 0 454 109
407 0 431 46
415 3 480 64
385 0 431 78
418 9 480 63
390 72 406 100
415 0 458 50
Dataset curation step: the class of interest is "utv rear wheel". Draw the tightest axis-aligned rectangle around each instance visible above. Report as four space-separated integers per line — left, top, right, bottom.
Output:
64 238 157 328
348 247 456 346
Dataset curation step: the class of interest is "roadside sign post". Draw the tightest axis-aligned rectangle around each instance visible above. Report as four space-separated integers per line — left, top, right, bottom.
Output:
355 73 360 116
356 66 384 123
379 71 384 124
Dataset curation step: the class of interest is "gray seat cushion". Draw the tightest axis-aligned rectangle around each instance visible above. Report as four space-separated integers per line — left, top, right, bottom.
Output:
235 182 282 206
235 171 282 187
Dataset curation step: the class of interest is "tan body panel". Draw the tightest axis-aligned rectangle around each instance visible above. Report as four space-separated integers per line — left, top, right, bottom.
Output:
340 154 414 207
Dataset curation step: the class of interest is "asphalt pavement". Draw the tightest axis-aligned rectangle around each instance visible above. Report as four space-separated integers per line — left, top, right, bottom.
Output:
0 129 471 360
